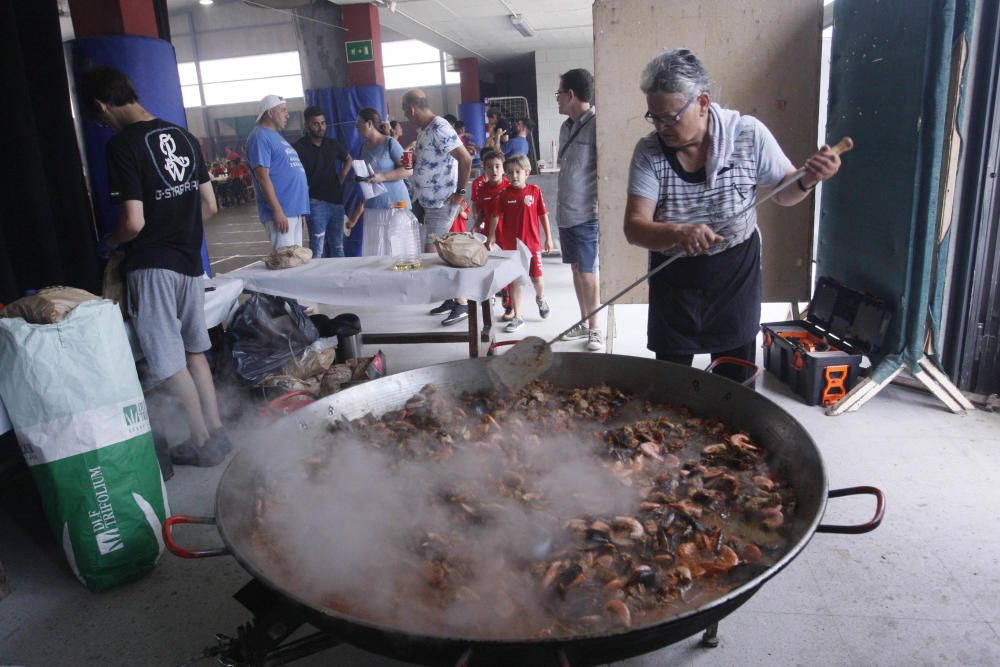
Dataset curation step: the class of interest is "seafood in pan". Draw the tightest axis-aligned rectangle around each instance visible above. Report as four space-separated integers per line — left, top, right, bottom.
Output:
250 382 796 639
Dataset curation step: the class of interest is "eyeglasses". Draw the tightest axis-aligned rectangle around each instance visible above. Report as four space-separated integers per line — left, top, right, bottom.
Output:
644 96 697 126
554 89 567 98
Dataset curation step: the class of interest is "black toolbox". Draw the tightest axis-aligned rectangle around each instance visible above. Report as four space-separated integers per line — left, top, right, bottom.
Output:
761 277 892 406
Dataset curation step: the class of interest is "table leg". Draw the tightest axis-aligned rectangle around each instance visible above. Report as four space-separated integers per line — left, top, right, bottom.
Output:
480 299 493 342
468 301 480 358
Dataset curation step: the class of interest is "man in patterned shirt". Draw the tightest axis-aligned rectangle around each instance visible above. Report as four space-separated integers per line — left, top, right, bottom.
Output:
402 89 473 326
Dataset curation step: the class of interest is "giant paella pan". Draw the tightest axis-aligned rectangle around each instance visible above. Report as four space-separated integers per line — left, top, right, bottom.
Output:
165 353 883 666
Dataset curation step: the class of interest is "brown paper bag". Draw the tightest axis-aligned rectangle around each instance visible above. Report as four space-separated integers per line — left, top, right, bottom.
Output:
0 287 101 324
433 233 487 268
265 245 313 270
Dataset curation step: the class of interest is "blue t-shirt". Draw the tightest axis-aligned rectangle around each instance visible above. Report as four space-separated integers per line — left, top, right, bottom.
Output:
503 135 529 159
246 126 310 221
360 136 411 209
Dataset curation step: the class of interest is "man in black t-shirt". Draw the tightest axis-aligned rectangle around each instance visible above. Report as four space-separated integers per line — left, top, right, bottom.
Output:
80 66 230 468
293 106 353 257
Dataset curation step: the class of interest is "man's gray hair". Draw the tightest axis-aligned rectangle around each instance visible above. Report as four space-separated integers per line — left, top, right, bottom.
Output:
639 48 712 97
402 90 430 111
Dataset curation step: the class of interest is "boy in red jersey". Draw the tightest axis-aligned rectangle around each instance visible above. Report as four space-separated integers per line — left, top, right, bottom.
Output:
486 154 553 333
471 149 508 234
471 149 514 318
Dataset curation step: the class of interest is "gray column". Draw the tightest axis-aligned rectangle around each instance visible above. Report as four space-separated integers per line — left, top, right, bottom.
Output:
293 1 348 91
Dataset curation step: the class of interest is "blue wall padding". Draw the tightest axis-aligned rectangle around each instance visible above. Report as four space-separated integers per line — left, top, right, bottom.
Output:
72 36 212 277
458 102 486 156
818 0 970 369
307 85 386 257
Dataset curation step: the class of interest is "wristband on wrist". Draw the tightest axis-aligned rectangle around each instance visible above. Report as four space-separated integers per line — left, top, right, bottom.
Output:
797 178 817 193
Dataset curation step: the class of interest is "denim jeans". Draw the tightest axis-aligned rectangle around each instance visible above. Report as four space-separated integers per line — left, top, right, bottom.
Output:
306 199 346 258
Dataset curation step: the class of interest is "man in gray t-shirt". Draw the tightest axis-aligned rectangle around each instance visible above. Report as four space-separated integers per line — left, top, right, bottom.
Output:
556 68 603 351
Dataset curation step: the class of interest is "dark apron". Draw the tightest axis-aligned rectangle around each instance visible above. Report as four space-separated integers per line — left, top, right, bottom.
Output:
646 230 761 355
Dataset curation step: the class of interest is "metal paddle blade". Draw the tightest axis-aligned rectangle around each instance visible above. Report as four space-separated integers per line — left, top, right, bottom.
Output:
488 335 553 392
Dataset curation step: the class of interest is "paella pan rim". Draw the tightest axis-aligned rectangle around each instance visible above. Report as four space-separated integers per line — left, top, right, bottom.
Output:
214 353 830 649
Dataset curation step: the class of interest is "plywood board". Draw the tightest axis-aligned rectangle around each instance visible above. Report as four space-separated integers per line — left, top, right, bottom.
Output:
593 0 822 304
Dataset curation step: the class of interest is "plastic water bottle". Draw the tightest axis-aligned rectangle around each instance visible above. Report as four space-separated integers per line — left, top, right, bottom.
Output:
390 202 422 271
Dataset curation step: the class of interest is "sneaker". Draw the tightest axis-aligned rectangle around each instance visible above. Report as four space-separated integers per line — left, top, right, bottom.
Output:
211 428 233 455
586 329 604 351
169 437 225 468
560 323 590 340
536 297 551 319
441 304 469 326
504 317 525 333
429 299 456 315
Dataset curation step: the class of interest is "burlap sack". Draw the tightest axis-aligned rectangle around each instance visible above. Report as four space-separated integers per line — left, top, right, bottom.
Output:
256 374 319 394
265 245 313 270
282 345 338 380
0 287 101 324
433 233 487 268
319 364 354 397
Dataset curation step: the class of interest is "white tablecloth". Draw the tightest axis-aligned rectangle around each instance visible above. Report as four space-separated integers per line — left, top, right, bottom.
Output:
203 275 245 328
223 244 531 306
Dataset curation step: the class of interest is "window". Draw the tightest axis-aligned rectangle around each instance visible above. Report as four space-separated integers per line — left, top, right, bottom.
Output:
176 51 304 108
382 39 461 91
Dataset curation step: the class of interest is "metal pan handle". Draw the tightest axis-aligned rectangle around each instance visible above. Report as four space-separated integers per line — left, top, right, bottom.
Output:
816 486 885 534
163 515 230 558
704 356 761 387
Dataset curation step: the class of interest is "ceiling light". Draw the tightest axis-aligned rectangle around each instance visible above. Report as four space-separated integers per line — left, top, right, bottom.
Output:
509 14 534 38
199 0 214 5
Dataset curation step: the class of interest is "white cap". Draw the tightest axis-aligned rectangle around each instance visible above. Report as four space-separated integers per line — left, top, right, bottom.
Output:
257 94 286 121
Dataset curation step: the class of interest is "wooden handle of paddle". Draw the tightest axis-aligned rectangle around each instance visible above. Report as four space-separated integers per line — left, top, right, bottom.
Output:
829 137 854 155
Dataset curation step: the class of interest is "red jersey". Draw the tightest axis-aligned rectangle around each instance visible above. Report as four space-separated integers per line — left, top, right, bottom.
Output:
494 183 546 251
449 198 471 233
471 175 509 221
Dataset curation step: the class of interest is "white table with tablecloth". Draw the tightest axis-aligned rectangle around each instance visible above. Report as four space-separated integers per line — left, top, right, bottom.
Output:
223 244 532 359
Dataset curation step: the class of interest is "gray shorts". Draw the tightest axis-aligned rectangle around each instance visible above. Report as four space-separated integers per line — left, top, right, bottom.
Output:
126 268 211 383
421 203 459 245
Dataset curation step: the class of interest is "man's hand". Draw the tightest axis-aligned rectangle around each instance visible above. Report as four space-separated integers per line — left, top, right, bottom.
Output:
543 236 553 253
273 210 290 233
673 223 724 255
802 144 842 188
97 235 118 261
446 192 464 206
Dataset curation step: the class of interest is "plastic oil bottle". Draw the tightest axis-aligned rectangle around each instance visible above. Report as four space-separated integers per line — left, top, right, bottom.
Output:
390 201 422 271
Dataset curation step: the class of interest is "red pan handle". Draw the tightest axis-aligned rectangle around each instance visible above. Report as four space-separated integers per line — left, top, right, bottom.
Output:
705 356 761 387
816 486 885 534
163 515 230 558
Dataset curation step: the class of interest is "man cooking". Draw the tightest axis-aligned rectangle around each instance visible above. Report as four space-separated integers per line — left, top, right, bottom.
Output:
623 49 841 382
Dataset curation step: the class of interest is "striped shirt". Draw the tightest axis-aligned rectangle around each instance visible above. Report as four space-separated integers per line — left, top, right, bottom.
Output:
627 114 792 258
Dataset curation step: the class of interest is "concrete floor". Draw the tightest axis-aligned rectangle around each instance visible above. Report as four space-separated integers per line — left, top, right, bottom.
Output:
1 202 999 666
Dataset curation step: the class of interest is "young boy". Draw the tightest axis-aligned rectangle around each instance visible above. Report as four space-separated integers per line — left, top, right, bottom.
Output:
486 154 553 333
471 149 509 234
472 149 513 317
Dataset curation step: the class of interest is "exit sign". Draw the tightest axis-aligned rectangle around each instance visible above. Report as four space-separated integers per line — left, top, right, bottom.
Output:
346 40 374 63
